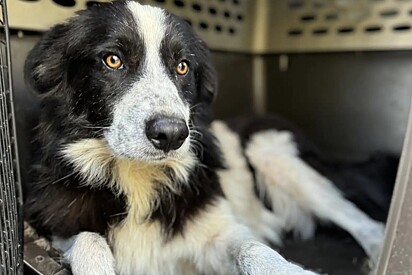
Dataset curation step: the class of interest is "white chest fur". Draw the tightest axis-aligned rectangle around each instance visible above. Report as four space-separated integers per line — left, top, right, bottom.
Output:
109 199 243 275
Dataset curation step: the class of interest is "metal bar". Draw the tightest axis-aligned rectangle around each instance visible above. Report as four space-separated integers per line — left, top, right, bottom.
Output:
3 0 22 232
0 0 23 273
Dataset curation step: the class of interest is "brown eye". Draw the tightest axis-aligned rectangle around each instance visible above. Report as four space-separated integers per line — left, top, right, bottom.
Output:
104 54 123 69
176 61 189 75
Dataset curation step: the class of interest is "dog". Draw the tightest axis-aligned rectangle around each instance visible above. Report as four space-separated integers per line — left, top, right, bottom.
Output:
24 1 387 274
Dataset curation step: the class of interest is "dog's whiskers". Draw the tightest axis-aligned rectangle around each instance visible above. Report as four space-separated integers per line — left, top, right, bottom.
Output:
110 211 128 218
82 126 110 130
189 103 203 111
189 136 204 159
49 171 77 185
189 127 204 138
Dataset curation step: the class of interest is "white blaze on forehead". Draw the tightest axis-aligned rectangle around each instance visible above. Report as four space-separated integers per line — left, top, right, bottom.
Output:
106 2 191 161
127 2 167 75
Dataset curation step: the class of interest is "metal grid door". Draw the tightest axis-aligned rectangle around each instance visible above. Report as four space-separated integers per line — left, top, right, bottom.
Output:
0 0 23 274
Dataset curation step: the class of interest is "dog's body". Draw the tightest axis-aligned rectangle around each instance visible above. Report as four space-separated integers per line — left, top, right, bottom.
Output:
24 1 387 274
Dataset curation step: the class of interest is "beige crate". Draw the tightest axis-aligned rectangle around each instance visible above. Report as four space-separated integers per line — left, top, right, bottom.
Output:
9 0 412 53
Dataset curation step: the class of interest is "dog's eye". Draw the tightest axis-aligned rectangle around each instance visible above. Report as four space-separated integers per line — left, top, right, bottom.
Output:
104 54 123 70
176 61 189 76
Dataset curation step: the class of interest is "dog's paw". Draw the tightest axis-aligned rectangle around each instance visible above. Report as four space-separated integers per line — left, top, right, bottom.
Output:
357 222 385 269
235 241 318 275
64 232 116 275
255 209 284 245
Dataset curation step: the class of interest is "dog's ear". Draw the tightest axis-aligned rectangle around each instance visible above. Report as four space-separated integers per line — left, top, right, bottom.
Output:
196 41 218 105
25 23 75 95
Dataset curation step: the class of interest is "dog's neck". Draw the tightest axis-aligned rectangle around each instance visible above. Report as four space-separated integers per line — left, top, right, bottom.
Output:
62 138 196 218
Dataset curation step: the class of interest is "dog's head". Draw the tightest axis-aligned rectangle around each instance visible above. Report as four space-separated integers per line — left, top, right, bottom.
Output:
25 1 217 163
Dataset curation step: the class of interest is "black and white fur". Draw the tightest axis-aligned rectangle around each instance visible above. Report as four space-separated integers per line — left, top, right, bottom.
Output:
24 1 385 274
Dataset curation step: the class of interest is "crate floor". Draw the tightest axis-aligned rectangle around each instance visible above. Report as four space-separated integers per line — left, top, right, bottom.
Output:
278 225 369 275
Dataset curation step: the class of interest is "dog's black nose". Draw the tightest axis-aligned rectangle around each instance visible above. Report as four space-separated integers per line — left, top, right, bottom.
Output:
146 116 189 152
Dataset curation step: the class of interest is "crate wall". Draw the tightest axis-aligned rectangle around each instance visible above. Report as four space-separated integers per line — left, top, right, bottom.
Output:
0 0 22 274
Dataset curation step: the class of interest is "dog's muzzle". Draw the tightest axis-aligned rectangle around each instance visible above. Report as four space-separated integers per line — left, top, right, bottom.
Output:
146 116 189 153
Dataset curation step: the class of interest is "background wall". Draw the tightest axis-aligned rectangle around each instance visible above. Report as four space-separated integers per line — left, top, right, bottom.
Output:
265 52 412 159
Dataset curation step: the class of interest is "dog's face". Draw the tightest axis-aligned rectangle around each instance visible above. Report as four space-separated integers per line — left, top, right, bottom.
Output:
25 1 217 162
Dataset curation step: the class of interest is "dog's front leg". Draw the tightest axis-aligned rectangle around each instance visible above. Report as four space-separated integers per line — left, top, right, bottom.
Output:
229 239 318 275
54 232 116 275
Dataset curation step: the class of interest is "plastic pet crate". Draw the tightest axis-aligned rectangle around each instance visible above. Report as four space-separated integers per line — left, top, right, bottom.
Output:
6 0 412 274
0 0 23 274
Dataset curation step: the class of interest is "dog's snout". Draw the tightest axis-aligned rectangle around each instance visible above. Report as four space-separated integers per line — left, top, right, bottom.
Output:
146 116 189 152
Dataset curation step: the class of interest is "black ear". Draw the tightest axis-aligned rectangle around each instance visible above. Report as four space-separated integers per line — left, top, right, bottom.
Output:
196 40 218 105
198 55 218 105
24 23 72 94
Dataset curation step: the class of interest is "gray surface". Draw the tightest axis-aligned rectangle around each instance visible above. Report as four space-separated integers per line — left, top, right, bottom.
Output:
265 52 412 159
376 107 412 275
10 35 41 188
212 52 255 119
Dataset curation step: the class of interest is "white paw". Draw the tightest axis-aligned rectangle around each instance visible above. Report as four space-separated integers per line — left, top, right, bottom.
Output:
358 222 385 268
255 209 284 245
64 232 116 275
235 241 319 275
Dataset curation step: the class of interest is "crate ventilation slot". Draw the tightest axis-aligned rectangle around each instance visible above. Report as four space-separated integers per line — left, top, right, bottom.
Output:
273 0 412 52
11 0 250 52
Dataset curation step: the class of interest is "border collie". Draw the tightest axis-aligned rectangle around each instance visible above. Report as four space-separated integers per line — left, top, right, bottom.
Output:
24 1 385 274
